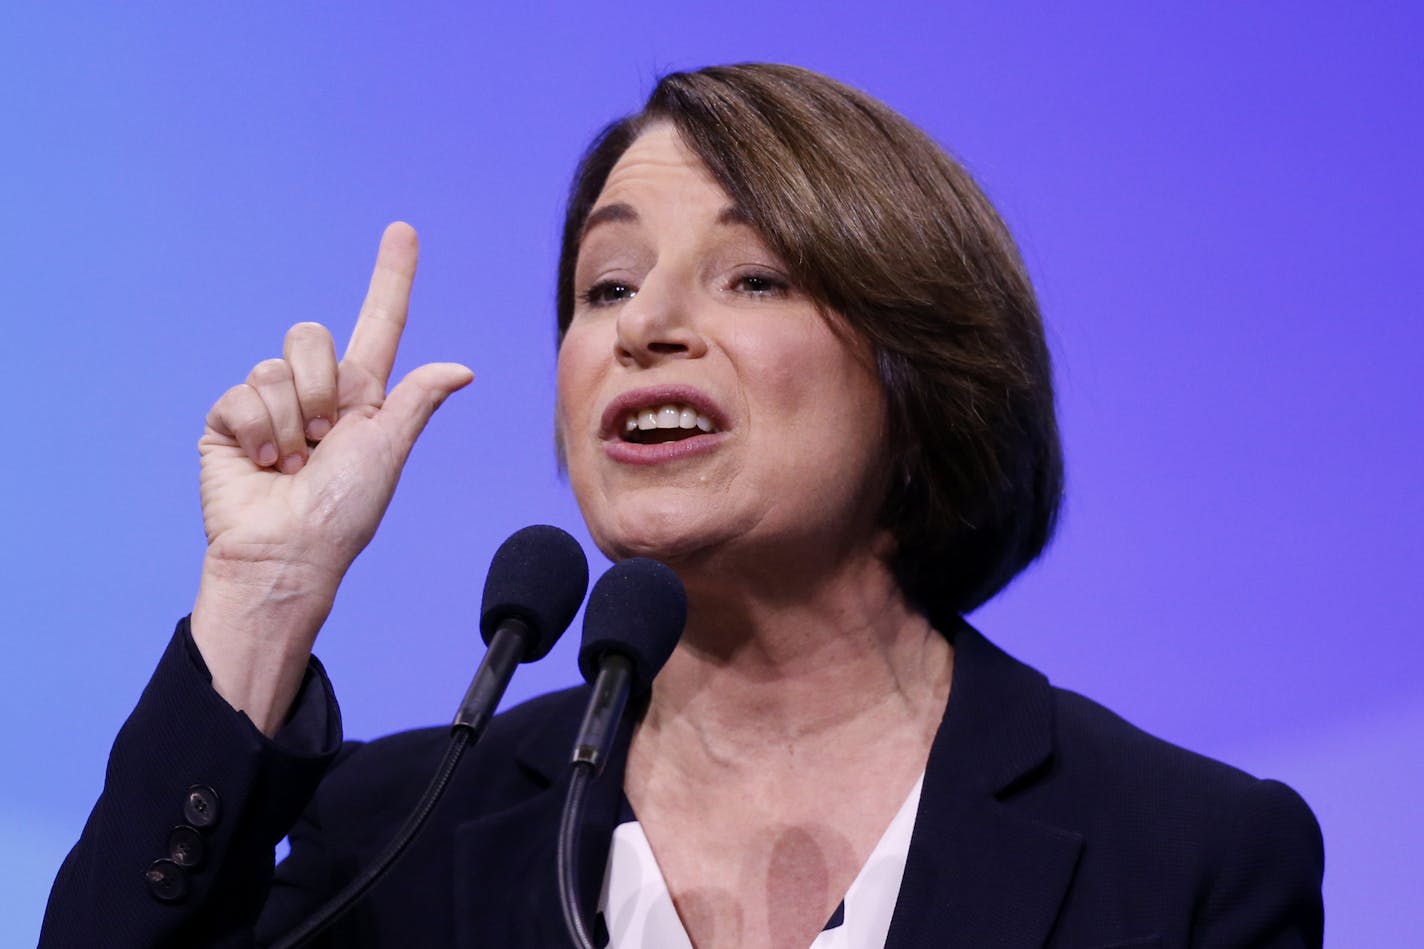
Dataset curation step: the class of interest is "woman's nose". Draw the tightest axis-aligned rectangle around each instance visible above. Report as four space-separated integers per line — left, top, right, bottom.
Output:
614 273 708 366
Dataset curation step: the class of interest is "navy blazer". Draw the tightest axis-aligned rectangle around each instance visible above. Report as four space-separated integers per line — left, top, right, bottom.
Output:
41 617 1323 947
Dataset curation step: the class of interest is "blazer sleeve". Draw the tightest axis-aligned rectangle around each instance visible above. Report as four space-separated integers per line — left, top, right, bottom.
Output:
1192 777 1326 948
39 617 343 949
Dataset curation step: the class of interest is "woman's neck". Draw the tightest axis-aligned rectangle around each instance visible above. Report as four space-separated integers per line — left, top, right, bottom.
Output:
637 550 953 769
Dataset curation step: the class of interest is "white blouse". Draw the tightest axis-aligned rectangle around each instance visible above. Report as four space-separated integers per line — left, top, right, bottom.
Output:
596 773 925 948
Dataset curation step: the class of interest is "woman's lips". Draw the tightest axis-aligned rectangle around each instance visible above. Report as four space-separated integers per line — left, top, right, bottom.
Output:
599 384 729 465
603 431 726 465
599 384 728 438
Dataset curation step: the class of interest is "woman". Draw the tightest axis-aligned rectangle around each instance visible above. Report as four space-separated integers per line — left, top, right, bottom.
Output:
42 65 1323 948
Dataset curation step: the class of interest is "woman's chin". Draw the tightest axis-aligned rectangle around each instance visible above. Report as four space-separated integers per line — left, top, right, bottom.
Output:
594 526 706 566
586 507 732 568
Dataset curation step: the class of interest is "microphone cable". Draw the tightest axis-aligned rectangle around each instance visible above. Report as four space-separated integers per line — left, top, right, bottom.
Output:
557 558 686 949
271 525 589 949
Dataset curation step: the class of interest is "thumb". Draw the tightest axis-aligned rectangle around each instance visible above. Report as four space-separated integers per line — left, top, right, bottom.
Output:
378 361 475 458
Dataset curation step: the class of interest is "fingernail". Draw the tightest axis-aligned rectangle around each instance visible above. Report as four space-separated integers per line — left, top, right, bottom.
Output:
280 453 305 474
258 443 278 467
306 417 331 439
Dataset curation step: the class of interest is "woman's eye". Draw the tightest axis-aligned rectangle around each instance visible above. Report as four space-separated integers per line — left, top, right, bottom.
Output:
579 281 637 306
732 272 788 296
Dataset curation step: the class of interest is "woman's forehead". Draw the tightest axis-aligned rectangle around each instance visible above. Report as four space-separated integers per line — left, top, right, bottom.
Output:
577 122 773 268
591 124 726 218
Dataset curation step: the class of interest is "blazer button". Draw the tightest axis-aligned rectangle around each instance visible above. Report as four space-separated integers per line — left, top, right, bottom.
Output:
168 824 206 868
184 785 221 829
145 859 189 903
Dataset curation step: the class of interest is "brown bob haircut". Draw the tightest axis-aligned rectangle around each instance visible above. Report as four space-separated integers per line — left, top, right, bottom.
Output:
556 64 1063 618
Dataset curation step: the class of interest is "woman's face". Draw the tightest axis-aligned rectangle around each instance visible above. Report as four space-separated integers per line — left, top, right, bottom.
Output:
557 124 889 574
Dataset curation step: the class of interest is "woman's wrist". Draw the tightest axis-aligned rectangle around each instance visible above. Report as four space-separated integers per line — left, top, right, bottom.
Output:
191 555 339 735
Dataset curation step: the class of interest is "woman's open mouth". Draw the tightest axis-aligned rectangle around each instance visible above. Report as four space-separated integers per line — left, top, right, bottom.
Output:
600 387 728 464
620 404 718 444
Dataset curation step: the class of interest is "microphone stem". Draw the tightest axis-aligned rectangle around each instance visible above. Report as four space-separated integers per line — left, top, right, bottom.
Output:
560 656 635 948
271 729 472 949
452 618 531 736
274 618 538 947
558 761 598 949
572 655 632 774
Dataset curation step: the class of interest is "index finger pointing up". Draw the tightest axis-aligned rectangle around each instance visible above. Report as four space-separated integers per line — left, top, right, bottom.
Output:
343 222 419 396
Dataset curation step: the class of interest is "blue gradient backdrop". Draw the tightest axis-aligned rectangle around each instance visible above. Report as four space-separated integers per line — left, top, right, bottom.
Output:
4 3 1419 944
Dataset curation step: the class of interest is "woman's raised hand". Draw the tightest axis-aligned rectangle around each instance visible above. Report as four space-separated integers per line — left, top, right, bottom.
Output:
190 223 473 733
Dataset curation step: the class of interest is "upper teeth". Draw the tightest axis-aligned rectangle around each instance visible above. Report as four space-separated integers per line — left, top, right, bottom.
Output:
625 404 715 433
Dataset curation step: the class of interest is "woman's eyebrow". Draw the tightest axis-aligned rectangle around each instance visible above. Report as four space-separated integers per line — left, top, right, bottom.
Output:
717 205 753 227
580 202 752 244
580 202 637 242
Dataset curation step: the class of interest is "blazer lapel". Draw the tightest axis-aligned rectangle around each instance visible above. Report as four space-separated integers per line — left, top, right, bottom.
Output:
452 690 634 949
886 621 1083 949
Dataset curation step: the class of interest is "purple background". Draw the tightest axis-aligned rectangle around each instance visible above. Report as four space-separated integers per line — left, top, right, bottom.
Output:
4 3 1419 944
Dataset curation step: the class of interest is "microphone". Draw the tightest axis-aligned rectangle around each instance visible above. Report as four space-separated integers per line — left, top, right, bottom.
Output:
272 525 588 949
557 558 686 949
571 557 686 772
454 524 591 737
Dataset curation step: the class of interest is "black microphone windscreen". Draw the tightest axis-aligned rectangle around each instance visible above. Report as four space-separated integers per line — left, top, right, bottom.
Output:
577 558 687 695
480 525 590 660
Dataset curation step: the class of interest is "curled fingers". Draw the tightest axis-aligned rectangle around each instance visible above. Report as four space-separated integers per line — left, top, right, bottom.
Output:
283 322 339 440
206 383 279 468
245 359 307 472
